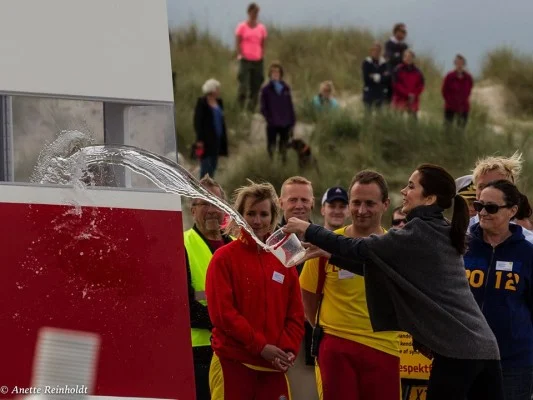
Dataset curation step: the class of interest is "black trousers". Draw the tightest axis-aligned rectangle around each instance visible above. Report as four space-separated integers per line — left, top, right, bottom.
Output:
193 345 213 400
444 110 469 128
266 125 291 163
237 58 264 112
363 99 384 112
427 354 504 400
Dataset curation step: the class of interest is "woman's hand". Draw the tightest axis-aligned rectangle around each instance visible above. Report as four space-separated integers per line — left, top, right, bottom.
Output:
272 358 289 372
300 242 331 263
282 218 311 238
261 344 291 372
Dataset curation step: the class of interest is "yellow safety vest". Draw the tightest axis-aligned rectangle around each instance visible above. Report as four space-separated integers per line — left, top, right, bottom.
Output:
184 228 217 347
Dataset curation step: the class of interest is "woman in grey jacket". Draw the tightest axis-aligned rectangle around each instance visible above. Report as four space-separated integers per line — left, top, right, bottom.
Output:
283 164 504 400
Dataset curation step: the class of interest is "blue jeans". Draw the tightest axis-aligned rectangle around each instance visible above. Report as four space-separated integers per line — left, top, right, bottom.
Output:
199 155 218 178
502 366 533 400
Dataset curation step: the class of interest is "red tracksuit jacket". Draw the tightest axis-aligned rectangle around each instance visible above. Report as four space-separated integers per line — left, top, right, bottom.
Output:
441 70 473 113
205 230 305 369
392 63 425 112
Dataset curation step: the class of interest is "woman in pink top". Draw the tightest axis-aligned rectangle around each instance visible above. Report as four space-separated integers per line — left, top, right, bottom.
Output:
235 3 267 112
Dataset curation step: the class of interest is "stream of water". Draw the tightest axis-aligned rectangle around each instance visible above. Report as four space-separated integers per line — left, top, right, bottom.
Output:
32 131 268 249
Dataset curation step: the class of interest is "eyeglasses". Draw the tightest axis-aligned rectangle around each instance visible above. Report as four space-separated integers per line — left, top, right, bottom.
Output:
392 218 407 226
472 201 511 214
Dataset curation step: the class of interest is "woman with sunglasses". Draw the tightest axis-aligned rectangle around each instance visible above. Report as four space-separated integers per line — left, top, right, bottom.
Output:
465 180 533 400
283 164 504 400
391 206 407 229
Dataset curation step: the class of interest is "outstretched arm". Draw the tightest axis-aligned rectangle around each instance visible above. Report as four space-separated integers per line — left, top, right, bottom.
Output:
283 219 369 263
304 224 369 262
329 254 364 275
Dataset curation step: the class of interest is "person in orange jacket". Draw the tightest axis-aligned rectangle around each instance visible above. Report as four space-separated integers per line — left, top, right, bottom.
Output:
206 181 305 400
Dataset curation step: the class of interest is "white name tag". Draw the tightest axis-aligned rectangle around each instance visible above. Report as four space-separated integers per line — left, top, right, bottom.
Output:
496 261 513 271
272 271 285 284
338 269 355 280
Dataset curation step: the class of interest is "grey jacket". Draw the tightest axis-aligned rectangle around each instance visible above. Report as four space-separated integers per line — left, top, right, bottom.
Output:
305 205 500 360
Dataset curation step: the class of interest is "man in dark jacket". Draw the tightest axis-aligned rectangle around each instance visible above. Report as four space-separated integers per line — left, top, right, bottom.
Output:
442 54 474 128
362 43 389 111
384 23 409 104
260 62 296 163
193 79 229 178
184 175 233 400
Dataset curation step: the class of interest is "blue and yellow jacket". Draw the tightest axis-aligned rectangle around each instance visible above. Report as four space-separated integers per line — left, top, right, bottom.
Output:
464 223 533 368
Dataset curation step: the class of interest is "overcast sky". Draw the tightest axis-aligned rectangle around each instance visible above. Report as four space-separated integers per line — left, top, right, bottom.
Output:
167 0 533 75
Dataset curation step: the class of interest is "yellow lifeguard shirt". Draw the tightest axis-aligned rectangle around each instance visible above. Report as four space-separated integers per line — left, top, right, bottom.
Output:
300 226 400 356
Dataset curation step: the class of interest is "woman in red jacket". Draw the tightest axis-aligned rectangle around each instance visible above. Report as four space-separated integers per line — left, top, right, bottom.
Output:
441 54 474 128
206 182 305 400
392 49 425 118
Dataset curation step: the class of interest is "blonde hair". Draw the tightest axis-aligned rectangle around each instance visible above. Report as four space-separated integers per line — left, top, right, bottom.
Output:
371 42 382 51
472 152 523 185
404 49 415 59
225 181 280 236
319 80 334 93
280 176 313 198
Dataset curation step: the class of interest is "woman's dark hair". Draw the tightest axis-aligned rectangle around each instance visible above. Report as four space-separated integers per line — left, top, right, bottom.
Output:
247 2 259 13
268 61 284 78
484 180 532 220
393 23 406 34
417 164 469 254
455 53 467 65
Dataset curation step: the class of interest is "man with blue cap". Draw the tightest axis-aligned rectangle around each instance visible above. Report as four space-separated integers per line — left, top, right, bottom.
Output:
321 187 349 231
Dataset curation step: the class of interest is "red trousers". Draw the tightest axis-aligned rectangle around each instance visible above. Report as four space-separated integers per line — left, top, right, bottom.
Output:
210 354 291 400
318 333 400 400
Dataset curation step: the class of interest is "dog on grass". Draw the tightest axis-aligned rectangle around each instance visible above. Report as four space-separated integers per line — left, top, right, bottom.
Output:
287 138 320 175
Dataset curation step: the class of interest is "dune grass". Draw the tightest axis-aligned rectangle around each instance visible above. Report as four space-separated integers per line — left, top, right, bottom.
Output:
171 26 533 224
170 25 443 148
482 47 533 117
218 109 533 222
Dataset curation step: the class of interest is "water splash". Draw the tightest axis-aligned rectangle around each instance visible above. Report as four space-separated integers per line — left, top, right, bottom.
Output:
35 137 267 249
30 130 95 185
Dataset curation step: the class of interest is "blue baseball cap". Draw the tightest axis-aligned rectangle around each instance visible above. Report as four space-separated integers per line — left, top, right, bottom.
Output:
321 187 349 205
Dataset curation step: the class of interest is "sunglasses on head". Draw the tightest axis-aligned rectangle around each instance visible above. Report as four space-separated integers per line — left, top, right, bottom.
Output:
392 218 407 226
472 201 511 214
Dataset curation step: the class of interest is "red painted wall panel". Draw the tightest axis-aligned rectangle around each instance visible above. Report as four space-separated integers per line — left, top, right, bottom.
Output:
0 201 194 399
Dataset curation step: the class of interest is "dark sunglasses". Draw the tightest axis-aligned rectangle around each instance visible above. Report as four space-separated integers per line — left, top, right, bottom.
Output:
472 201 511 214
392 218 407 226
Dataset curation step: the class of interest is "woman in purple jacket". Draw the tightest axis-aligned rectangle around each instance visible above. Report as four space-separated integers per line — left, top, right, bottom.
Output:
260 62 296 164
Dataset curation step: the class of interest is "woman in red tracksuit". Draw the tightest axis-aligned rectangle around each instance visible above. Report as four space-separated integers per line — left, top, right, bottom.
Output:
206 182 305 400
441 54 474 128
392 49 425 118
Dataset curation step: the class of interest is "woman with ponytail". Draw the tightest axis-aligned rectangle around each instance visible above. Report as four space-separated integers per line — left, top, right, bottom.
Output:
464 180 533 400
283 164 504 400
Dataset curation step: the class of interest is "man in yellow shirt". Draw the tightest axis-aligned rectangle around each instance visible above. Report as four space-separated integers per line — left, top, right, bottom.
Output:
300 170 400 400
